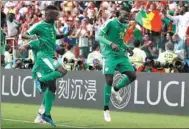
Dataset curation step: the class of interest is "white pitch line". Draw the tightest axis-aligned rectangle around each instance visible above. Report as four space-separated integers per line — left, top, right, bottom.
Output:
2 118 89 128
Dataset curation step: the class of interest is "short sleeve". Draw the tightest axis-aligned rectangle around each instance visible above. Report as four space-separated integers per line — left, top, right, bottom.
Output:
27 22 40 35
100 19 113 34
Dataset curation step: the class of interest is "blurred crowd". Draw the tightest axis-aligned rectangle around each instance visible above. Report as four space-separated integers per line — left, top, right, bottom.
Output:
1 1 189 73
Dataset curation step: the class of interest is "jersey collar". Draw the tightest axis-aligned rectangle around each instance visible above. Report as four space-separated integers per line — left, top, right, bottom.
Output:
116 18 122 25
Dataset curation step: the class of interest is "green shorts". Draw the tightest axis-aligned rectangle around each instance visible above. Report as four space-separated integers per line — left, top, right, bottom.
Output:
102 56 134 74
34 56 61 75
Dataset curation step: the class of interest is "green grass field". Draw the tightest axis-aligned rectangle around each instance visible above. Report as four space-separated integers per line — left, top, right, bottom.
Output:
1 102 189 128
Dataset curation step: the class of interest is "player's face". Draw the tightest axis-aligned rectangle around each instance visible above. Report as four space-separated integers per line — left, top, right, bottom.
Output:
118 11 129 24
46 10 59 22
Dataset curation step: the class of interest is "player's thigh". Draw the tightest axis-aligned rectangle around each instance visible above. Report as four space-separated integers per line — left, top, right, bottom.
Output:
102 57 116 75
37 57 61 72
117 56 135 73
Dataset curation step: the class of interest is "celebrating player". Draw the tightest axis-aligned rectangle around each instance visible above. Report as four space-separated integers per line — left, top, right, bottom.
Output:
97 9 137 122
19 5 71 127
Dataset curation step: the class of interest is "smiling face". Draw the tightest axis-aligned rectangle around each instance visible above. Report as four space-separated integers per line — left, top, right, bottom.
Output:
44 5 59 23
117 10 129 24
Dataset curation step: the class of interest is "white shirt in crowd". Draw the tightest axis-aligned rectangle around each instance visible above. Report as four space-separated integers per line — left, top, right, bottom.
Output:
129 48 146 68
157 50 178 64
167 12 189 40
87 51 103 66
7 20 19 37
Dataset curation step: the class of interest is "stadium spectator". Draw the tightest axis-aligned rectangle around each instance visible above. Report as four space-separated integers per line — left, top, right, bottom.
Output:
7 13 20 37
129 40 147 69
137 57 166 73
73 55 88 71
166 6 189 41
157 42 178 64
87 43 102 70
4 44 13 69
172 34 186 60
140 34 154 57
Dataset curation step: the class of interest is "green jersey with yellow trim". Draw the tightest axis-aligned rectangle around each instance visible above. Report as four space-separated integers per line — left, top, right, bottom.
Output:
27 21 57 58
97 18 128 57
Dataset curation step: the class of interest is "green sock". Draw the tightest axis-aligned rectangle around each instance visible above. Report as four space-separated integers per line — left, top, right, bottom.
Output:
39 71 62 82
42 96 45 106
115 77 130 91
44 89 55 115
104 84 112 106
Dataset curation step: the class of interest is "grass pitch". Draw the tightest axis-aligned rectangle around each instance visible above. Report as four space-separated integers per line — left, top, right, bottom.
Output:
1 102 189 128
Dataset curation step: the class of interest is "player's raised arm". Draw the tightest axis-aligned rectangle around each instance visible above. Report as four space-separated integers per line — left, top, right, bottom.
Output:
21 33 38 40
22 22 41 40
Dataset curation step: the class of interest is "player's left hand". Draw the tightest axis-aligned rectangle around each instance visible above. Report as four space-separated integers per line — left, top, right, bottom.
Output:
127 48 134 56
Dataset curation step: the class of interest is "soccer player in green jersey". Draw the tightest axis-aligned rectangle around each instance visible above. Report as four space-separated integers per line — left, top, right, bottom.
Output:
19 5 70 126
97 10 137 122
19 38 66 125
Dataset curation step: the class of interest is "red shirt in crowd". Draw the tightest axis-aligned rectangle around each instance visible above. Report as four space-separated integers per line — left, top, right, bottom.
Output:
186 26 189 46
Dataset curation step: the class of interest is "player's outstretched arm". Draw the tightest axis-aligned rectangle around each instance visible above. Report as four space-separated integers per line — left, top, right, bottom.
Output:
96 30 112 46
21 33 38 40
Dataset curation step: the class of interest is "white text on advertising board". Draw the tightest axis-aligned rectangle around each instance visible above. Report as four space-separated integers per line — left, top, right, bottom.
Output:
57 78 97 101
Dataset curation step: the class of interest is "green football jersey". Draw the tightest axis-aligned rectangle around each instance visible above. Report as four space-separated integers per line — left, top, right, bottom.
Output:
28 39 40 61
97 18 128 57
27 21 57 58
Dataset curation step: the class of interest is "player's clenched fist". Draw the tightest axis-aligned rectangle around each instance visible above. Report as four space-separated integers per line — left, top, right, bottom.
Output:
110 43 119 51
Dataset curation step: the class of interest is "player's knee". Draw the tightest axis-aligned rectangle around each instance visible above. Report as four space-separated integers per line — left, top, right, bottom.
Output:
128 72 137 82
57 65 67 76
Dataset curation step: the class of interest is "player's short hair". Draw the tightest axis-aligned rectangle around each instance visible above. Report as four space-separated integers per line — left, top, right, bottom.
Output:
45 5 58 12
116 9 129 17
133 40 141 48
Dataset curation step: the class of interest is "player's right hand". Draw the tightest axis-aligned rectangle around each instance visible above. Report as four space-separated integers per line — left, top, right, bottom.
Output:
111 43 119 51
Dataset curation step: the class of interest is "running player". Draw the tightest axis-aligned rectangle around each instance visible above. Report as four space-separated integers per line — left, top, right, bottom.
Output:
97 10 137 122
19 39 66 125
20 5 71 126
